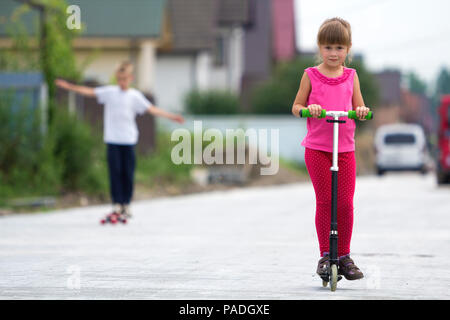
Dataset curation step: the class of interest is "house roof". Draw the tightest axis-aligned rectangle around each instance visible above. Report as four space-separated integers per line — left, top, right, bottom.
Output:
166 0 216 51
1 0 251 52
0 0 166 38
166 0 250 52
217 0 250 25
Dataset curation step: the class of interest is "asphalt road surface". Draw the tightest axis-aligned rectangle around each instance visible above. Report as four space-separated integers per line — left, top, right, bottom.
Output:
0 173 449 299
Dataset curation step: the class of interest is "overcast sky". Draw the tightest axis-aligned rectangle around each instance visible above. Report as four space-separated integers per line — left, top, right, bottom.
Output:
294 0 450 88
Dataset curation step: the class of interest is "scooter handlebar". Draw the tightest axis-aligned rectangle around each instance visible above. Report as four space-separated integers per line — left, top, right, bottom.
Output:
300 108 373 120
347 110 373 120
300 109 327 118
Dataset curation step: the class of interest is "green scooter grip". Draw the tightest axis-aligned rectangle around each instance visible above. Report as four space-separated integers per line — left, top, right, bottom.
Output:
300 109 327 118
348 110 373 120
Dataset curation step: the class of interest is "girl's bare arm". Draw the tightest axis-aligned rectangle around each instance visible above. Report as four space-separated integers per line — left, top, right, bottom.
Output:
352 73 370 120
292 72 311 117
55 79 96 97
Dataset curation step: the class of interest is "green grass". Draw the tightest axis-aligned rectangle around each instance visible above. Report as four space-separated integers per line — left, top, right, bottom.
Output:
135 130 193 188
279 157 308 175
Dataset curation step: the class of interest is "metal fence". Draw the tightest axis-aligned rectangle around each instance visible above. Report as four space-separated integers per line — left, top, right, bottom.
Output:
0 72 48 133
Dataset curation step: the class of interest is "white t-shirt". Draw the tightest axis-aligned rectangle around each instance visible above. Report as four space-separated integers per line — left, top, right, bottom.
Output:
94 86 152 145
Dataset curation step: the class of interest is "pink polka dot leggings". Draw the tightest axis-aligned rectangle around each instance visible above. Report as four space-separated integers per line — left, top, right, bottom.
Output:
304 147 356 257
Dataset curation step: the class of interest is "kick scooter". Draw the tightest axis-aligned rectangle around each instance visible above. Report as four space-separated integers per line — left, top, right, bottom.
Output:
301 108 373 291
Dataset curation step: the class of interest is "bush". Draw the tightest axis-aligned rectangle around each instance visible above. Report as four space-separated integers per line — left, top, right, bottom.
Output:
250 80 295 114
0 94 108 201
250 58 316 114
136 131 193 187
50 107 108 195
185 90 240 115
0 91 61 200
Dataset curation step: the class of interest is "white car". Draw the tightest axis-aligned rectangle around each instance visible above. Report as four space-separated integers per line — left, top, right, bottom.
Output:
374 123 428 175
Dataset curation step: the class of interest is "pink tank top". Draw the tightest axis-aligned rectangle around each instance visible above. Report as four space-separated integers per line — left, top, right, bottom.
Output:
301 66 356 153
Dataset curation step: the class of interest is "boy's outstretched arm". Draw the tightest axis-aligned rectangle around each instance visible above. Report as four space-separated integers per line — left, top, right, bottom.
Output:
55 79 96 97
146 105 185 124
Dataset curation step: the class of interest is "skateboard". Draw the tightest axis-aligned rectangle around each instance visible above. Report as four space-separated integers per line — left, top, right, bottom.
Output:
100 211 127 225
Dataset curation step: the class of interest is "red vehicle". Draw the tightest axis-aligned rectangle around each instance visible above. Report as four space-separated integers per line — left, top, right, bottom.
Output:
437 95 450 184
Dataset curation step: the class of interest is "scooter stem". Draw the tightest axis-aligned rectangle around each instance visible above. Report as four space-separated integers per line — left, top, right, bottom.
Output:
331 114 340 172
325 112 348 267
324 110 349 172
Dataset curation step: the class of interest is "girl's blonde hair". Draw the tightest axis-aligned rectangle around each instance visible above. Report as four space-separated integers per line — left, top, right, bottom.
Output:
316 17 353 65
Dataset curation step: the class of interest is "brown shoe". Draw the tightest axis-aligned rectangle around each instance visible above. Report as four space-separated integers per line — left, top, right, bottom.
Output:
338 255 364 280
316 255 330 280
316 254 342 282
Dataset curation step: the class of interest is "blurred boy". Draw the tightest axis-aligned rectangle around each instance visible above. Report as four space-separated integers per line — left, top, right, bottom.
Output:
56 62 184 218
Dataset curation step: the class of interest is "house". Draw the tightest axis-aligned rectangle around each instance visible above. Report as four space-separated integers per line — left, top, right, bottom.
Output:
156 0 251 112
241 0 296 109
160 0 297 112
401 89 433 137
0 0 166 96
374 69 433 137
372 69 402 128
0 0 297 113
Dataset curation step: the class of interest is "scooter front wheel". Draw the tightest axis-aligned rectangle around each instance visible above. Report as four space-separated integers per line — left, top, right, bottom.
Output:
330 264 338 292
322 280 328 287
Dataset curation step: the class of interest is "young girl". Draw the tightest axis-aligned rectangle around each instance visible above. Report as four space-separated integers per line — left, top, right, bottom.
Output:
291 18 370 281
56 62 184 218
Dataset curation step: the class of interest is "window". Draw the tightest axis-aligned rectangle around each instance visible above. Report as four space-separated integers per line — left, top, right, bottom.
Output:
214 36 226 67
384 134 416 145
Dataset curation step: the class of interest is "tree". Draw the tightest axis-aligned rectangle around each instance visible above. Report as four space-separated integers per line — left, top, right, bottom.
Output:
2 0 80 125
431 66 450 121
250 57 316 114
347 59 379 109
406 71 427 95
32 0 81 124
435 67 450 97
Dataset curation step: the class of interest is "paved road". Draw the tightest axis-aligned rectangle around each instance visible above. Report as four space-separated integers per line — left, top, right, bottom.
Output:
0 173 449 299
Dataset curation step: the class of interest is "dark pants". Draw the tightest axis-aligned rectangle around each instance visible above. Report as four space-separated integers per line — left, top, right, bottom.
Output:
106 143 136 205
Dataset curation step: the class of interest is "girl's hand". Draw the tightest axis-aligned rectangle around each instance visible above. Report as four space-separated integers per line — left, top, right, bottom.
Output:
172 114 185 124
307 104 323 118
355 106 370 121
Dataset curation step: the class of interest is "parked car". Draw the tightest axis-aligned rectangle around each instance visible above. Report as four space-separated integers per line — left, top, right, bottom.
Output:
437 95 450 184
374 123 428 175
